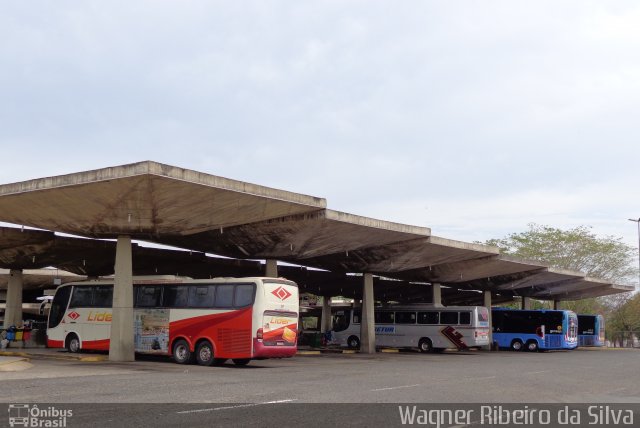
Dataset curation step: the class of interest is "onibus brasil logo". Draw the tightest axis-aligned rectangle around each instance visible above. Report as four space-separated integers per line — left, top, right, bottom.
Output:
8 404 72 427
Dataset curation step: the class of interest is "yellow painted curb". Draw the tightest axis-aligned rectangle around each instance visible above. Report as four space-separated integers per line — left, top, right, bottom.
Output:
342 350 357 354
78 356 109 362
381 349 400 353
0 351 30 358
296 351 321 355
0 350 107 362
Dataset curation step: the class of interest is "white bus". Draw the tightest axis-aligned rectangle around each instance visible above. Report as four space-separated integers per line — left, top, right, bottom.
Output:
331 304 490 352
47 276 299 366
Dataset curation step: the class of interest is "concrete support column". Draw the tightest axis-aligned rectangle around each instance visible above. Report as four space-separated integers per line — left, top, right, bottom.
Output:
3 269 23 329
321 297 332 333
265 259 278 278
553 300 560 310
109 235 135 362
360 273 376 354
521 297 531 310
432 283 442 306
483 290 493 350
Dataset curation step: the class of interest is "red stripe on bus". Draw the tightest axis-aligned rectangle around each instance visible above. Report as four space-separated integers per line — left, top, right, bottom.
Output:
169 308 253 359
82 339 111 351
47 339 64 348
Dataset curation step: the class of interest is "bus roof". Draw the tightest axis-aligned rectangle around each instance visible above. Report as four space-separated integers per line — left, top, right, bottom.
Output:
373 304 485 311
56 276 298 287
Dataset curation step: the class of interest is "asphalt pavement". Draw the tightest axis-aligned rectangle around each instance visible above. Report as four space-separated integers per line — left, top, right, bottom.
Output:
1 347 639 427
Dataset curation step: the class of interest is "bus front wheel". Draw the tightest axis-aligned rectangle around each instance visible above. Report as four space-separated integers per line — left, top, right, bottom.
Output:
195 340 216 366
526 340 539 352
347 336 360 349
173 339 194 364
418 338 433 353
510 339 524 351
66 334 80 353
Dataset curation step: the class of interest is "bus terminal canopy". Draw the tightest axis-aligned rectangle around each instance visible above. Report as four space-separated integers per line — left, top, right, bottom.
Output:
0 161 632 303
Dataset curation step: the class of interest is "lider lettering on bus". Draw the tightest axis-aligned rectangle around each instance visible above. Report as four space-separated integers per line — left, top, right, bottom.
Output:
87 312 112 322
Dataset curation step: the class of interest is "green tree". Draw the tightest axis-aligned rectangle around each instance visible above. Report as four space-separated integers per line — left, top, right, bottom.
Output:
485 223 635 284
606 294 640 347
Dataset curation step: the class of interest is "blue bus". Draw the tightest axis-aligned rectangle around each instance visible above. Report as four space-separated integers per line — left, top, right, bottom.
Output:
491 308 578 351
577 314 605 347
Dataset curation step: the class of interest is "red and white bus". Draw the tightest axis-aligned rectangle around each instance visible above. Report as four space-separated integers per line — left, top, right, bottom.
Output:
46 276 299 366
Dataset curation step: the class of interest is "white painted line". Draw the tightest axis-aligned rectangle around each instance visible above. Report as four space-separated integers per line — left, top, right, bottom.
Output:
525 370 549 375
177 399 296 414
372 384 421 392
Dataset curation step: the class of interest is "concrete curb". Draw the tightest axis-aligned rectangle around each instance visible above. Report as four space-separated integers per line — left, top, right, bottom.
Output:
0 350 108 362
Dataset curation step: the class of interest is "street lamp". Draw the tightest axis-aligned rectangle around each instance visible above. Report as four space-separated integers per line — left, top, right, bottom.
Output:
628 218 640 290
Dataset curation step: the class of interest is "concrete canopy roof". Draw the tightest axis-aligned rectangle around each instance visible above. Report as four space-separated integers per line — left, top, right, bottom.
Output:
158 209 502 274
0 161 632 303
0 161 326 239
0 268 82 290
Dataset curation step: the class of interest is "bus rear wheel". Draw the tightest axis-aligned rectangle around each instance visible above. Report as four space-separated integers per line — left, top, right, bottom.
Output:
418 338 433 353
66 334 80 353
173 339 194 364
347 336 360 349
232 359 251 366
526 340 539 352
510 339 524 351
196 341 215 366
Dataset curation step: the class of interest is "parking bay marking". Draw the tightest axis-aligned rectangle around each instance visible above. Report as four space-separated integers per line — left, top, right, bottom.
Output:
372 384 421 392
177 399 297 414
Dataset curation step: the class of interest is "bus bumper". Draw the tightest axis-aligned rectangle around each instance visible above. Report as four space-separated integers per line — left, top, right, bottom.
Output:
253 339 297 358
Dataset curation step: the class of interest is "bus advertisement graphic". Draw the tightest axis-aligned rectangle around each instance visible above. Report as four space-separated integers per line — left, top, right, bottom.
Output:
134 309 170 353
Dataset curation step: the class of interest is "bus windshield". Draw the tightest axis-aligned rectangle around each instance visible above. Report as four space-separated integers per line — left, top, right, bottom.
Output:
332 310 351 332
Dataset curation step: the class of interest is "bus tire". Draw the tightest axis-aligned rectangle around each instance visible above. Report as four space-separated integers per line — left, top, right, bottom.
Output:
510 339 524 351
195 340 216 366
525 340 539 352
66 333 80 353
347 336 360 349
418 338 433 353
173 339 194 364
232 358 251 366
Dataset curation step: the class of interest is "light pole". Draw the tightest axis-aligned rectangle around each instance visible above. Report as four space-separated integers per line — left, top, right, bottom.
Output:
628 218 640 290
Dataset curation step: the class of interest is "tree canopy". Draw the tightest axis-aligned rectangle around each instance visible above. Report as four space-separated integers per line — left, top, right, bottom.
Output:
485 223 636 284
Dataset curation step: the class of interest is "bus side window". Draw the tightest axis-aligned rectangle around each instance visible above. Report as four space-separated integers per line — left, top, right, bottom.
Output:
459 312 471 325
395 311 416 324
440 311 458 325
234 284 255 308
353 310 361 324
375 311 394 324
69 286 94 308
136 286 162 308
418 311 439 325
188 285 215 308
93 286 113 307
215 285 234 308
164 285 189 307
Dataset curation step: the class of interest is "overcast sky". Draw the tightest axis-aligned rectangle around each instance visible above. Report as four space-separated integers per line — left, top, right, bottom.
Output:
2 1 640 249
